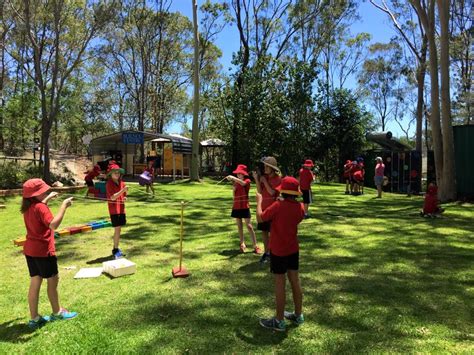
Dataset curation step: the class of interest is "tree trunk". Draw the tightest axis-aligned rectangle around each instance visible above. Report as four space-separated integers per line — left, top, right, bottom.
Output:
190 0 200 181
415 35 427 153
411 0 443 194
437 0 456 201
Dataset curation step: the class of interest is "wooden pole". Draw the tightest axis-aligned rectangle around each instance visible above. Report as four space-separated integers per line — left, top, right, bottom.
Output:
179 201 184 270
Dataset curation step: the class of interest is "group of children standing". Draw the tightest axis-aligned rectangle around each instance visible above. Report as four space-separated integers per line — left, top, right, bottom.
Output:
226 156 316 331
343 157 365 195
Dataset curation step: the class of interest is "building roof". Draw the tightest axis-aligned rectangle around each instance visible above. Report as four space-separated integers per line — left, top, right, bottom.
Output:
366 131 412 151
90 130 192 154
201 138 225 147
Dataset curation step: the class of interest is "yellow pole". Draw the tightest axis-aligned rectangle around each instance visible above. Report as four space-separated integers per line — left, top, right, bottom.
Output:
179 201 184 270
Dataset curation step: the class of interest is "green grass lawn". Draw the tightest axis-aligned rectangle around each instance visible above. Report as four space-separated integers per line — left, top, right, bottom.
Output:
0 180 473 353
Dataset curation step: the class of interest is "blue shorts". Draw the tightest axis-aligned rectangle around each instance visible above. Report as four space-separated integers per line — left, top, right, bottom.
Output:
374 176 384 186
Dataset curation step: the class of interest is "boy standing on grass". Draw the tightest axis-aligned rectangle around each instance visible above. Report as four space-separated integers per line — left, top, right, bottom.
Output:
106 163 128 259
256 176 305 332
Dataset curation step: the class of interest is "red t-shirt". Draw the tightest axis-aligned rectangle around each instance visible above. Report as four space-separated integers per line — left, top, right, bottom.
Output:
299 168 314 190
353 170 364 181
261 175 281 211
85 169 100 182
343 163 352 178
106 179 127 215
23 201 56 257
233 178 250 210
261 199 305 256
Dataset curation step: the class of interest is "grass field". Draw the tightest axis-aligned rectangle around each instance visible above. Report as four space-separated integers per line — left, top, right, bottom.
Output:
0 180 473 353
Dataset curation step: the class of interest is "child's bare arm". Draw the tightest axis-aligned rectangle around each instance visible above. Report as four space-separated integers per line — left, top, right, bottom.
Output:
261 176 276 196
256 192 263 223
252 172 262 193
227 175 247 186
111 186 128 201
49 197 73 230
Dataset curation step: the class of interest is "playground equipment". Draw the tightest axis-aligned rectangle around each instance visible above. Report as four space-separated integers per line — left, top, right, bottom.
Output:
13 220 112 247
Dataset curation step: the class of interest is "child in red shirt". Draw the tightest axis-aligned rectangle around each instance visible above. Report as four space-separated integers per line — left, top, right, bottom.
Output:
256 176 305 332
252 156 281 264
84 164 101 196
343 160 352 194
21 179 77 329
226 164 262 254
143 160 155 196
422 182 444 217
106 163 128 259
298 159 315 218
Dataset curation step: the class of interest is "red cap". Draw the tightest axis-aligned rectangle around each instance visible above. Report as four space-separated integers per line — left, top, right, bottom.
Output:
276 176 302 196
107 163 125 176
345 160 351 165
303 159 314 167
23 178 51 198
233 164 248 176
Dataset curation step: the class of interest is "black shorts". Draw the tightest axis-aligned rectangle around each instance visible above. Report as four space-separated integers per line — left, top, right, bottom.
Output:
111 214 127 227
25 255 58 278
231 208 251 219
302 189 312 204
270 252 299 274
85 179 94 187
257 221 271 232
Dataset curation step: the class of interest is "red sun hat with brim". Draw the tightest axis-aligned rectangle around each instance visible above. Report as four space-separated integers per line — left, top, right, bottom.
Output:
23 178 51 198
303 159 314 167
107 163 125 176
276 176 302 196
233 164 248 176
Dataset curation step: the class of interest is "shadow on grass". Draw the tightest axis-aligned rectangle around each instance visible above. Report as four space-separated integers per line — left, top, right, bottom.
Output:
86 255 114 265
0 318 37 344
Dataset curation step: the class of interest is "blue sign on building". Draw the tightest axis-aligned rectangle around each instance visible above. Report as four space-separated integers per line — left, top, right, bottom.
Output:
122 132 144 145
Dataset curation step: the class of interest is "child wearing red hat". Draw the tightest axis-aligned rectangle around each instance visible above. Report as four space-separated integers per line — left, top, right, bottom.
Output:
298 159 315 218
226 164 262 254
106 163 128 259
21 178 77 329
252 156 282 264
256 176 305 332
84 164 101 187
422 182 445 217
343 160 352 194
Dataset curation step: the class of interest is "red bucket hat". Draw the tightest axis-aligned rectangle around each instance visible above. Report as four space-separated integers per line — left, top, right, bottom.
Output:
107 163 125 176
233 164 248 176
276 176 302 196
303 159 314 167
23 178 51 198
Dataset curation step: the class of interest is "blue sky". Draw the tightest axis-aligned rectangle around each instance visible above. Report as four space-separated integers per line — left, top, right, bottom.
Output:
167 0 408 137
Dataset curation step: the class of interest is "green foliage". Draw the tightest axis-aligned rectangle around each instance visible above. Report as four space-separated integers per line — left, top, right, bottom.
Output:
314 88 374 181
0 161 42 189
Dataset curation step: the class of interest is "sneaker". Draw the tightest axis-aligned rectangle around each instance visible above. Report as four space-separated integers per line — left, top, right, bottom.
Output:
28 315 49 329
113 248 124 259
345 191 350 195
304 213 310 219
259 317 286 332
253 246 263 255
240 243 247 253
284 311 304 325
50 308 78 321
